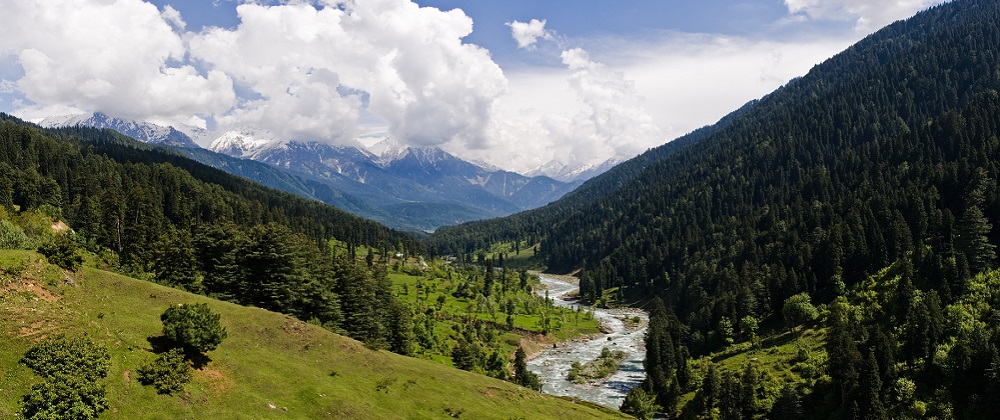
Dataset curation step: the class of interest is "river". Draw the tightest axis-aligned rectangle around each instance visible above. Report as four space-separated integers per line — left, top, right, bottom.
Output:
528 274 648 410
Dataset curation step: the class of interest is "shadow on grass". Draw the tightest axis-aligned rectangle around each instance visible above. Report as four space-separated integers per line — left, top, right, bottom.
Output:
146 334 174 353
146 334 212 369
759 330 800 348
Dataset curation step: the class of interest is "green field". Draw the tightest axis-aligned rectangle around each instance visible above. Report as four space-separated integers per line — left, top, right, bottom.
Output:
0 250 626 419
387 263 602 368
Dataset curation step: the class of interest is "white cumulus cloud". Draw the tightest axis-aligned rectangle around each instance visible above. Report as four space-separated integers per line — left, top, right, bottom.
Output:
559 48 662 159
189 0 507 146
0 0 235 127
784 0 947 30
507 19 554 50
452 46 663 176
161 5 186 30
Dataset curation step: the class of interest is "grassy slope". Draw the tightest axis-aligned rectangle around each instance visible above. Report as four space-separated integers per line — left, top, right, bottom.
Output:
678 326 827 414
0 251 626 419
484 241 544 271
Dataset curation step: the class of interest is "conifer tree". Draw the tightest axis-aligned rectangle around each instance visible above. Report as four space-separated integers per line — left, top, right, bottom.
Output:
955 204 995 275
513 346 541 391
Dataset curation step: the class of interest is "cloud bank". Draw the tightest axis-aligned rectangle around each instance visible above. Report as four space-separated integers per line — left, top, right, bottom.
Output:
466 32 853 175
0 0 234 128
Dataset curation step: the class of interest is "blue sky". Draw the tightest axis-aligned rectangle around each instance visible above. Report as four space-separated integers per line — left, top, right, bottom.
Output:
0 0 946 175
152 1 843 66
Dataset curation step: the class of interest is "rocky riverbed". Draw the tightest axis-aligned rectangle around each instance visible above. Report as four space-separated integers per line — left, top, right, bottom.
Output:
527 274 648 410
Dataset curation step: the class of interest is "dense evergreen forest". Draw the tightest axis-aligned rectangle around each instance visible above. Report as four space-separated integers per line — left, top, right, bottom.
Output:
430 0 1000 417
426 99 756 257
0 116 423 350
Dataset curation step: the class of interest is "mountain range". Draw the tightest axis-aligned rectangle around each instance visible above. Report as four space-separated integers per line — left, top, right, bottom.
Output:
38 114 582 232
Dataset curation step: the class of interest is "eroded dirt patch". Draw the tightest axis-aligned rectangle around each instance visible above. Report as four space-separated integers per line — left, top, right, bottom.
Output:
194 367 234 397
18 319 60 339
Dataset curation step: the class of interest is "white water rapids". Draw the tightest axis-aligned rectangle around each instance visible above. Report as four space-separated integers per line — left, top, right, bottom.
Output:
528 275 648 410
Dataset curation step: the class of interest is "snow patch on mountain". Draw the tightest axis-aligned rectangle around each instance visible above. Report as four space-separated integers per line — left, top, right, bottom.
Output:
525 157 621 182
207 127 281 158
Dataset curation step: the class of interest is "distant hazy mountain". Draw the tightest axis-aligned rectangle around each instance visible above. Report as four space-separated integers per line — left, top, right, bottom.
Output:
524 157 622 182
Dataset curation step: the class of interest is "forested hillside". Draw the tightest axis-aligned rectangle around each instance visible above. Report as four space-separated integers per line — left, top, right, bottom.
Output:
429 0 1000 417
0 116 428 349
0 116 417 265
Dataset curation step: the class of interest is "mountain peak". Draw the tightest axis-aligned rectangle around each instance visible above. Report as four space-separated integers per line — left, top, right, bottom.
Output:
365 137 455 166
207 127 281 158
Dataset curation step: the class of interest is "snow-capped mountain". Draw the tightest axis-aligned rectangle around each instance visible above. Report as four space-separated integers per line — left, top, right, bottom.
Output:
39 112 200 148
207 128 581 221
207 127 281 158
173 124 212 146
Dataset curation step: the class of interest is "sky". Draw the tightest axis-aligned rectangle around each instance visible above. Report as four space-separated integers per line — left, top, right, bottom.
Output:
0 0 947 175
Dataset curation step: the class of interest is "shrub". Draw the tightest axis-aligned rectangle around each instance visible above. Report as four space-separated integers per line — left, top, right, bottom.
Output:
782 292 818 330
22 378 108 420
37 204 61 219
21 335 110 382
0 219 30 249
20 336 110 420
620 387 660 420
161 303 228 353
136 348 193 395
38 234 82 271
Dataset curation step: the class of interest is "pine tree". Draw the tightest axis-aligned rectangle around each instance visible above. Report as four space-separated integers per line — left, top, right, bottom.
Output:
827 298 862 409
771 384 803 420
151 230 200 293
513 346 541 391
160 303 227 354
860 349 887 420
955 204 995 275
620 387 660 420
695 365 721 417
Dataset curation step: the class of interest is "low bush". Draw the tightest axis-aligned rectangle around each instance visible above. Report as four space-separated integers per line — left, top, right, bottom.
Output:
136 348 193 395
20 335 111 420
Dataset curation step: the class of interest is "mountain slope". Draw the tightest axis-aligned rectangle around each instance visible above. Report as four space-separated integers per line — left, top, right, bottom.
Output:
425 98 754 254
171 147 403 227
37 114 580 231
0 250 623 419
